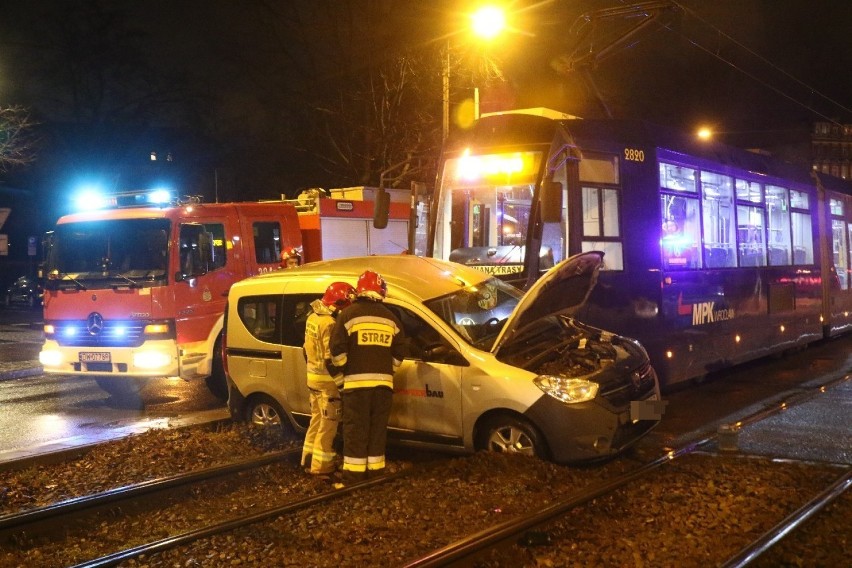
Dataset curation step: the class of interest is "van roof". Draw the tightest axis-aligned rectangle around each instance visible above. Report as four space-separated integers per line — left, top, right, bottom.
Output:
240 255 493 301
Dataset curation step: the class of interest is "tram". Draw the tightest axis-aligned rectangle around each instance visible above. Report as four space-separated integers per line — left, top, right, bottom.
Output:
428 108 852 386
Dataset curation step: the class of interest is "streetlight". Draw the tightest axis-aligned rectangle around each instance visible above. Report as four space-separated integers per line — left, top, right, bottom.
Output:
443 5 507 141
471 5 506 39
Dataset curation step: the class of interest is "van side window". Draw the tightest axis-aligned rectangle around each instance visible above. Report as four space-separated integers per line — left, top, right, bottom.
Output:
281 294 320 347
253 222 282 264
385 304 466 365
236 295 281 344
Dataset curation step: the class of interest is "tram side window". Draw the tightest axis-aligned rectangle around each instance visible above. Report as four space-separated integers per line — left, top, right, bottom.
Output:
736 179 763 203
737 205 767 267
660 194 701 270
789 189 813 265
791 211 813 265
700 171 736 268
253 222 282 264
582 186 623 270
659 163 696 193
766 185 792 266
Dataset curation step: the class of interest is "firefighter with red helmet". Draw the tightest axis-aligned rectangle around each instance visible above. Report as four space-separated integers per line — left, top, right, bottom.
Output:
302 281 355 475
330 270 406 483
281 246 301 269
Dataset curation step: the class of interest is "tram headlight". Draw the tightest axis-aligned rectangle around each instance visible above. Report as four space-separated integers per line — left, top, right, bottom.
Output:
533 376 599 404
133 350 172 370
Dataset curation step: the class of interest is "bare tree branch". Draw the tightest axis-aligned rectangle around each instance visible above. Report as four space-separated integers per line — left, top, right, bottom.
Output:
0 106 39 171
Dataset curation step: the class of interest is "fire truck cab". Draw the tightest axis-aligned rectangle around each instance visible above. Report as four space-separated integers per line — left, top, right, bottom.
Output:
39 192 303 400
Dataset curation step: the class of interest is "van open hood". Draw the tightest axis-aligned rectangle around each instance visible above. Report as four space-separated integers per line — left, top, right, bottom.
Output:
491 251 603 355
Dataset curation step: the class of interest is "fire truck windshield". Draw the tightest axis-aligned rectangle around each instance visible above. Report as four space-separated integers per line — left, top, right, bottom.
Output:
45 219 170 288
434 150 544 276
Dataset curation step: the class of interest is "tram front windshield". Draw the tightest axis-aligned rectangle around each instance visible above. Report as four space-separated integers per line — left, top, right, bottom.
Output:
434 150 544 276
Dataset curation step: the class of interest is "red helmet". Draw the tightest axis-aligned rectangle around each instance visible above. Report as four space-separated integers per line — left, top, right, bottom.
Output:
322 281 355 309
282 246 300 260
356 270 386 300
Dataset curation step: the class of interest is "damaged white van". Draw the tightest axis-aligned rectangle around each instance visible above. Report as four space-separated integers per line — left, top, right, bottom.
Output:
224 252 663 463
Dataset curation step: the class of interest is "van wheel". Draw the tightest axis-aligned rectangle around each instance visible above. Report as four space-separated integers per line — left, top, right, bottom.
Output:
247 395 287 431
95 377 146 400
205 338 228 401
477 415 546 459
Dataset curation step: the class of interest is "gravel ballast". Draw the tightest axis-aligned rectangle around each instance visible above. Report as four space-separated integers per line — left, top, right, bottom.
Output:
0 424 848 568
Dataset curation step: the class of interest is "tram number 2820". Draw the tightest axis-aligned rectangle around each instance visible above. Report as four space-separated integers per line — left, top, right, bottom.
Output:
624 148 645 162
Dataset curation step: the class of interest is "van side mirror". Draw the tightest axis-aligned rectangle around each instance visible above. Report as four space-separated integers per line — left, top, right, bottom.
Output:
540 181 563 223
373 187 390 229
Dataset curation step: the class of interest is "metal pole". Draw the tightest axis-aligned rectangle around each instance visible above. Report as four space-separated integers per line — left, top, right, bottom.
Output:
442 42 450 141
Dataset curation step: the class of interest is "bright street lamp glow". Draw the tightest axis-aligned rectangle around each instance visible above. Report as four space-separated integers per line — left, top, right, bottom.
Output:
697 127 713 140
471 6 505 40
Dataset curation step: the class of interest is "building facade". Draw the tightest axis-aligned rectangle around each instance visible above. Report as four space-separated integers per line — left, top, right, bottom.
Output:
813 122 852 180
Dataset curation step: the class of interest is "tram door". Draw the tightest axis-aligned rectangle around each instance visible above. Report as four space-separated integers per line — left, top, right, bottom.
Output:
829 196 850 289
826 194 852 334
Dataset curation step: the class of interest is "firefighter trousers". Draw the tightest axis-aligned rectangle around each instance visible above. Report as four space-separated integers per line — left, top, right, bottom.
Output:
302 381 342 474
341 386 393 480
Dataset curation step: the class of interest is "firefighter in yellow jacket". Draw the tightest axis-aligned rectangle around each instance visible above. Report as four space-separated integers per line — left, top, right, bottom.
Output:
302 281 355 475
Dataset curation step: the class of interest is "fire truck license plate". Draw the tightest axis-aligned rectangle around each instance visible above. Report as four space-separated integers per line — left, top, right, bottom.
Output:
79 352 111 363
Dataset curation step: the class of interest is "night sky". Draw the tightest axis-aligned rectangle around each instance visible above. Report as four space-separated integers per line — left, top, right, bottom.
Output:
1 0 851 258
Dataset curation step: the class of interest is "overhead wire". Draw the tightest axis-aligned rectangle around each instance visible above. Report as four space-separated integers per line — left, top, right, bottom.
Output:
665 0 851 126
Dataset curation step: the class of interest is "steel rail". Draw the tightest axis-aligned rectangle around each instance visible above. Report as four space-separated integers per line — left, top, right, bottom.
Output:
719 467 852 568
0 448 298 532
69 469 411 568
401 439 707 568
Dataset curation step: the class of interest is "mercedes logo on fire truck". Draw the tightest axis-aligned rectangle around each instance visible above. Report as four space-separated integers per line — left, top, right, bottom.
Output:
87 312 104 336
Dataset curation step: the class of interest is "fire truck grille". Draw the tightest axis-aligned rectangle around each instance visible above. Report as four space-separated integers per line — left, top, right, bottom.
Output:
53 320 148 348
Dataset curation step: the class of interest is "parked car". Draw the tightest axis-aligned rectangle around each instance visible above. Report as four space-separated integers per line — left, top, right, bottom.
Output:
224 253 663 464
4 275 42 309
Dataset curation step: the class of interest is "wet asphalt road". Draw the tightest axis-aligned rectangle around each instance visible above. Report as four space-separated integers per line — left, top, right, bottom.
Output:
0 306 227 462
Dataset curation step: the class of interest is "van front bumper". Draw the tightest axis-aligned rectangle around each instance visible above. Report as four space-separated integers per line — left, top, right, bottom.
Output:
524 391 661 464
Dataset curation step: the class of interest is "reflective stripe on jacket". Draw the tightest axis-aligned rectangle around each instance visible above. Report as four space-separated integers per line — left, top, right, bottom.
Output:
330 298 405 390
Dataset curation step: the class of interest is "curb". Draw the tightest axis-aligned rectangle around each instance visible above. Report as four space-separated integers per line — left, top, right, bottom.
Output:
0 366 43 381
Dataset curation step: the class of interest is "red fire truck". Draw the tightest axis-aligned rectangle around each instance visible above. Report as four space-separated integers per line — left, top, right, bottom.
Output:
39 187 411 399
38 191 304 399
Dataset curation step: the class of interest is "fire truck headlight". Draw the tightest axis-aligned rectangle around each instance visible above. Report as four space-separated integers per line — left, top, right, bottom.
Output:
39 349 63 367
533 376 599 404
133 351 172 370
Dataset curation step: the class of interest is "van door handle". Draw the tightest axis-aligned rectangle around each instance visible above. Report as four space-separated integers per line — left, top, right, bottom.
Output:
222 288 230 297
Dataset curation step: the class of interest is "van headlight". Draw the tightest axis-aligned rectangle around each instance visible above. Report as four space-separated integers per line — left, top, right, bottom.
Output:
534 376 599 404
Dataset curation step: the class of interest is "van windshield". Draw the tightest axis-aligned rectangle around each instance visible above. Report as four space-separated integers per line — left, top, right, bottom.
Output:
45 219 171 289
423 277 521 350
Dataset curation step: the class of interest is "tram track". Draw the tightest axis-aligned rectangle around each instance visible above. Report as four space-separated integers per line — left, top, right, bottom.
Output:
0 449 297 534
399 375 851 568
1 376 848 567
